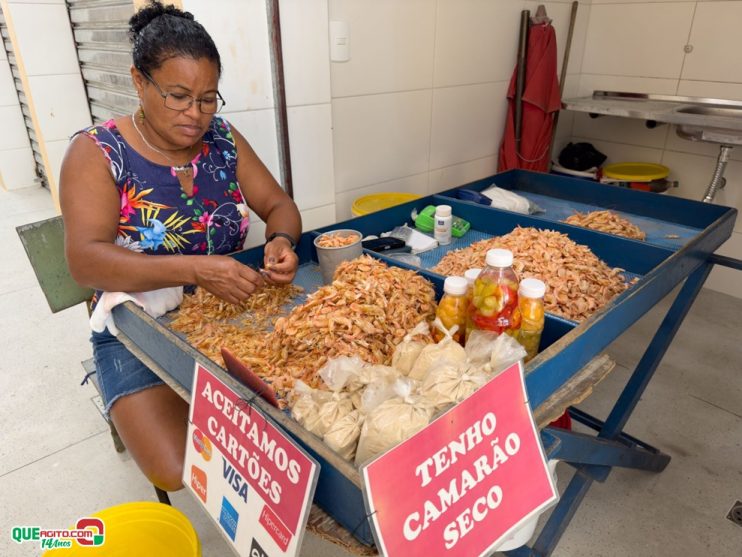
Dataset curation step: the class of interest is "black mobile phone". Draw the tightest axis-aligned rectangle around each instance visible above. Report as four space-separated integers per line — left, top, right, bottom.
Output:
362 237 407 253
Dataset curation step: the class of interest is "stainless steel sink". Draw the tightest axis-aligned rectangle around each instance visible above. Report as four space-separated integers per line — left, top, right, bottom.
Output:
563 91 742 201
675 103 742 146
675 105 742 117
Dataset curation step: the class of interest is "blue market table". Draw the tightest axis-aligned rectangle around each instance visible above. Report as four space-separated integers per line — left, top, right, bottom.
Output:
112 170 739 556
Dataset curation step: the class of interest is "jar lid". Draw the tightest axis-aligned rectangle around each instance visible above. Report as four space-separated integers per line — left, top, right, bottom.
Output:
464 268 482 284
485 248 513 268
435 205 452 217
519 277 546 299
443 276 468 296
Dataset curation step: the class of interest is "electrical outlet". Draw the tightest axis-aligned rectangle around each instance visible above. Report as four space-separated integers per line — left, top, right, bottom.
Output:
727 500 742 527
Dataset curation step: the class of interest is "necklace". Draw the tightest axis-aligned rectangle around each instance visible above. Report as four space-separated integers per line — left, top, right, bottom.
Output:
130 114 196 175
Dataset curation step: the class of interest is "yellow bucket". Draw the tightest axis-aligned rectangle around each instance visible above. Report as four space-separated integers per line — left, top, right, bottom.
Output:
42 502 201 557
351 192 421 217
603 162 669 182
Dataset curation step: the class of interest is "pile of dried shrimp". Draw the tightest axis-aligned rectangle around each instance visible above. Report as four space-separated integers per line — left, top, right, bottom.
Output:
562 210 646 240
170 283 303 367
316 231 360 248
432 227 633 321
171 256 436 399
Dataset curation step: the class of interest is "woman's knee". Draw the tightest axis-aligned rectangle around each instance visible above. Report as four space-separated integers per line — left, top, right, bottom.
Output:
147 459 185 492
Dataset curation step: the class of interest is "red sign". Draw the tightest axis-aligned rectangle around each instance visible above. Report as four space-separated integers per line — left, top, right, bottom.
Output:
191 365 314 535
362 362 557 557
259 504 292 551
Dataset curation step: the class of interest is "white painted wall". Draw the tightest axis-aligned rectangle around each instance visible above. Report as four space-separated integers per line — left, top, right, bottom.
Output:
328 0 587 220
182 0 338 246
562 0 742 298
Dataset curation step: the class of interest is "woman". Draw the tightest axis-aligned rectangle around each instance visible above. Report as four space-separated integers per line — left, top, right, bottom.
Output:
60 1 301 492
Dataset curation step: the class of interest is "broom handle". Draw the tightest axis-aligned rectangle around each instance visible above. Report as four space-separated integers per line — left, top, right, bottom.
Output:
514 10 530 153
550 1 579 167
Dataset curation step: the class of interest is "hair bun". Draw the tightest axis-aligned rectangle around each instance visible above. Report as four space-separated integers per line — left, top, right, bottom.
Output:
128 1 194 42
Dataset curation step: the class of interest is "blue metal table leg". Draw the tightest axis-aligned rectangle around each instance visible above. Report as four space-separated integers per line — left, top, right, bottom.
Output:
589 261 713 481
568 407 665 454
545 427 670 474
509 262 714 556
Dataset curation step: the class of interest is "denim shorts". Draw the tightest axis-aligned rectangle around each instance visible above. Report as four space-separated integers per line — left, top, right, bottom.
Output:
90 329 164 417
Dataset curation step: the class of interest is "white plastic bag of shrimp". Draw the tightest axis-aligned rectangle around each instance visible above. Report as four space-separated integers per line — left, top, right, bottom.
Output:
290 380 333 428
304 391 354 438
355 378 434 466
323 409 365 461
421 361 489 413
391 320 432 376
408 318 467 381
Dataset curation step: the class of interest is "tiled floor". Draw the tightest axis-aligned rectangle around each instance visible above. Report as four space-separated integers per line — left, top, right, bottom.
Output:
1 185 740 556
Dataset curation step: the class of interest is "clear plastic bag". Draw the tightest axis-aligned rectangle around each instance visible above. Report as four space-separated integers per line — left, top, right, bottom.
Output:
489 333 528 375
304 392 354 438
391 320 432 376
290 380 333 428
480 185 544 215
357 375 400 414
421 361 488 412
408 318 467 381
323 410 365 461
318 356 367 391
464 329 501 365
355 379 434 466
346 364 399 392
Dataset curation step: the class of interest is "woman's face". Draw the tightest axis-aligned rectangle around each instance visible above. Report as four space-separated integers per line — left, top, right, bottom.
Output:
133 56 220 150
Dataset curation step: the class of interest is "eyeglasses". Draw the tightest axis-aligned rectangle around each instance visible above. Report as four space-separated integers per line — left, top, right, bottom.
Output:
141 70 226 114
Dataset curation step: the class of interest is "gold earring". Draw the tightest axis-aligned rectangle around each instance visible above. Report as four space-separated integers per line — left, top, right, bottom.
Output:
138 106 145 121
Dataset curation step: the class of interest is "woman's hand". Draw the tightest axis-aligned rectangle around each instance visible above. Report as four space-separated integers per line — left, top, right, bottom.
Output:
193 255 265 304
263 236 299 284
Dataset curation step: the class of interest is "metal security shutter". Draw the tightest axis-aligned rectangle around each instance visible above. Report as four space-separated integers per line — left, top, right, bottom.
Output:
0 8 47 187
67 0 136 123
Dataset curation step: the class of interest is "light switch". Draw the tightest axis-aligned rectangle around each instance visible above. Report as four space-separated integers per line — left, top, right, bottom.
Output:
330 21 350 62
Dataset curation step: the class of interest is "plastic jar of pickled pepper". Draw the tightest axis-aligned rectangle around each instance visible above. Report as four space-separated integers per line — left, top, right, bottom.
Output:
469 249 521 336
518 278 546 362
434 276 469 345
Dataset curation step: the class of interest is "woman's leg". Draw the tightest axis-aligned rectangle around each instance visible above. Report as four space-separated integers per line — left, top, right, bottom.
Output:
109 385 189 492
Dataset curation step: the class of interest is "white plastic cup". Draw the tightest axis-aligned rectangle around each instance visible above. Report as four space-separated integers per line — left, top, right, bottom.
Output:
493 459 559 551
314 229 363 284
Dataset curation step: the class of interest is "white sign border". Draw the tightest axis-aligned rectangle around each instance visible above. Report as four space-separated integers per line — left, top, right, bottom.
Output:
185 361 321 557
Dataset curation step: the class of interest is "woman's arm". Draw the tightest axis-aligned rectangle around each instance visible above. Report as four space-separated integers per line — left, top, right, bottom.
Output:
231 125 302 283
59 134 265 303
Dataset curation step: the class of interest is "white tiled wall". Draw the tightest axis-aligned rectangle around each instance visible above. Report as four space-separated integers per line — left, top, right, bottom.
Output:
184 0 338 240
561 0 742 298
279 0 336 229
332 90 433 192
328 0 588 220
329 0 436 97
183 0 274 112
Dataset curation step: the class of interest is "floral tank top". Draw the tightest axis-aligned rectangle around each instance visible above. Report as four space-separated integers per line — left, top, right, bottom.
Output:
81 116 250 306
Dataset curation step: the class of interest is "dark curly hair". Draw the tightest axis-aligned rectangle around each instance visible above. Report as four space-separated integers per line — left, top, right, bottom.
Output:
128 1 222 76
